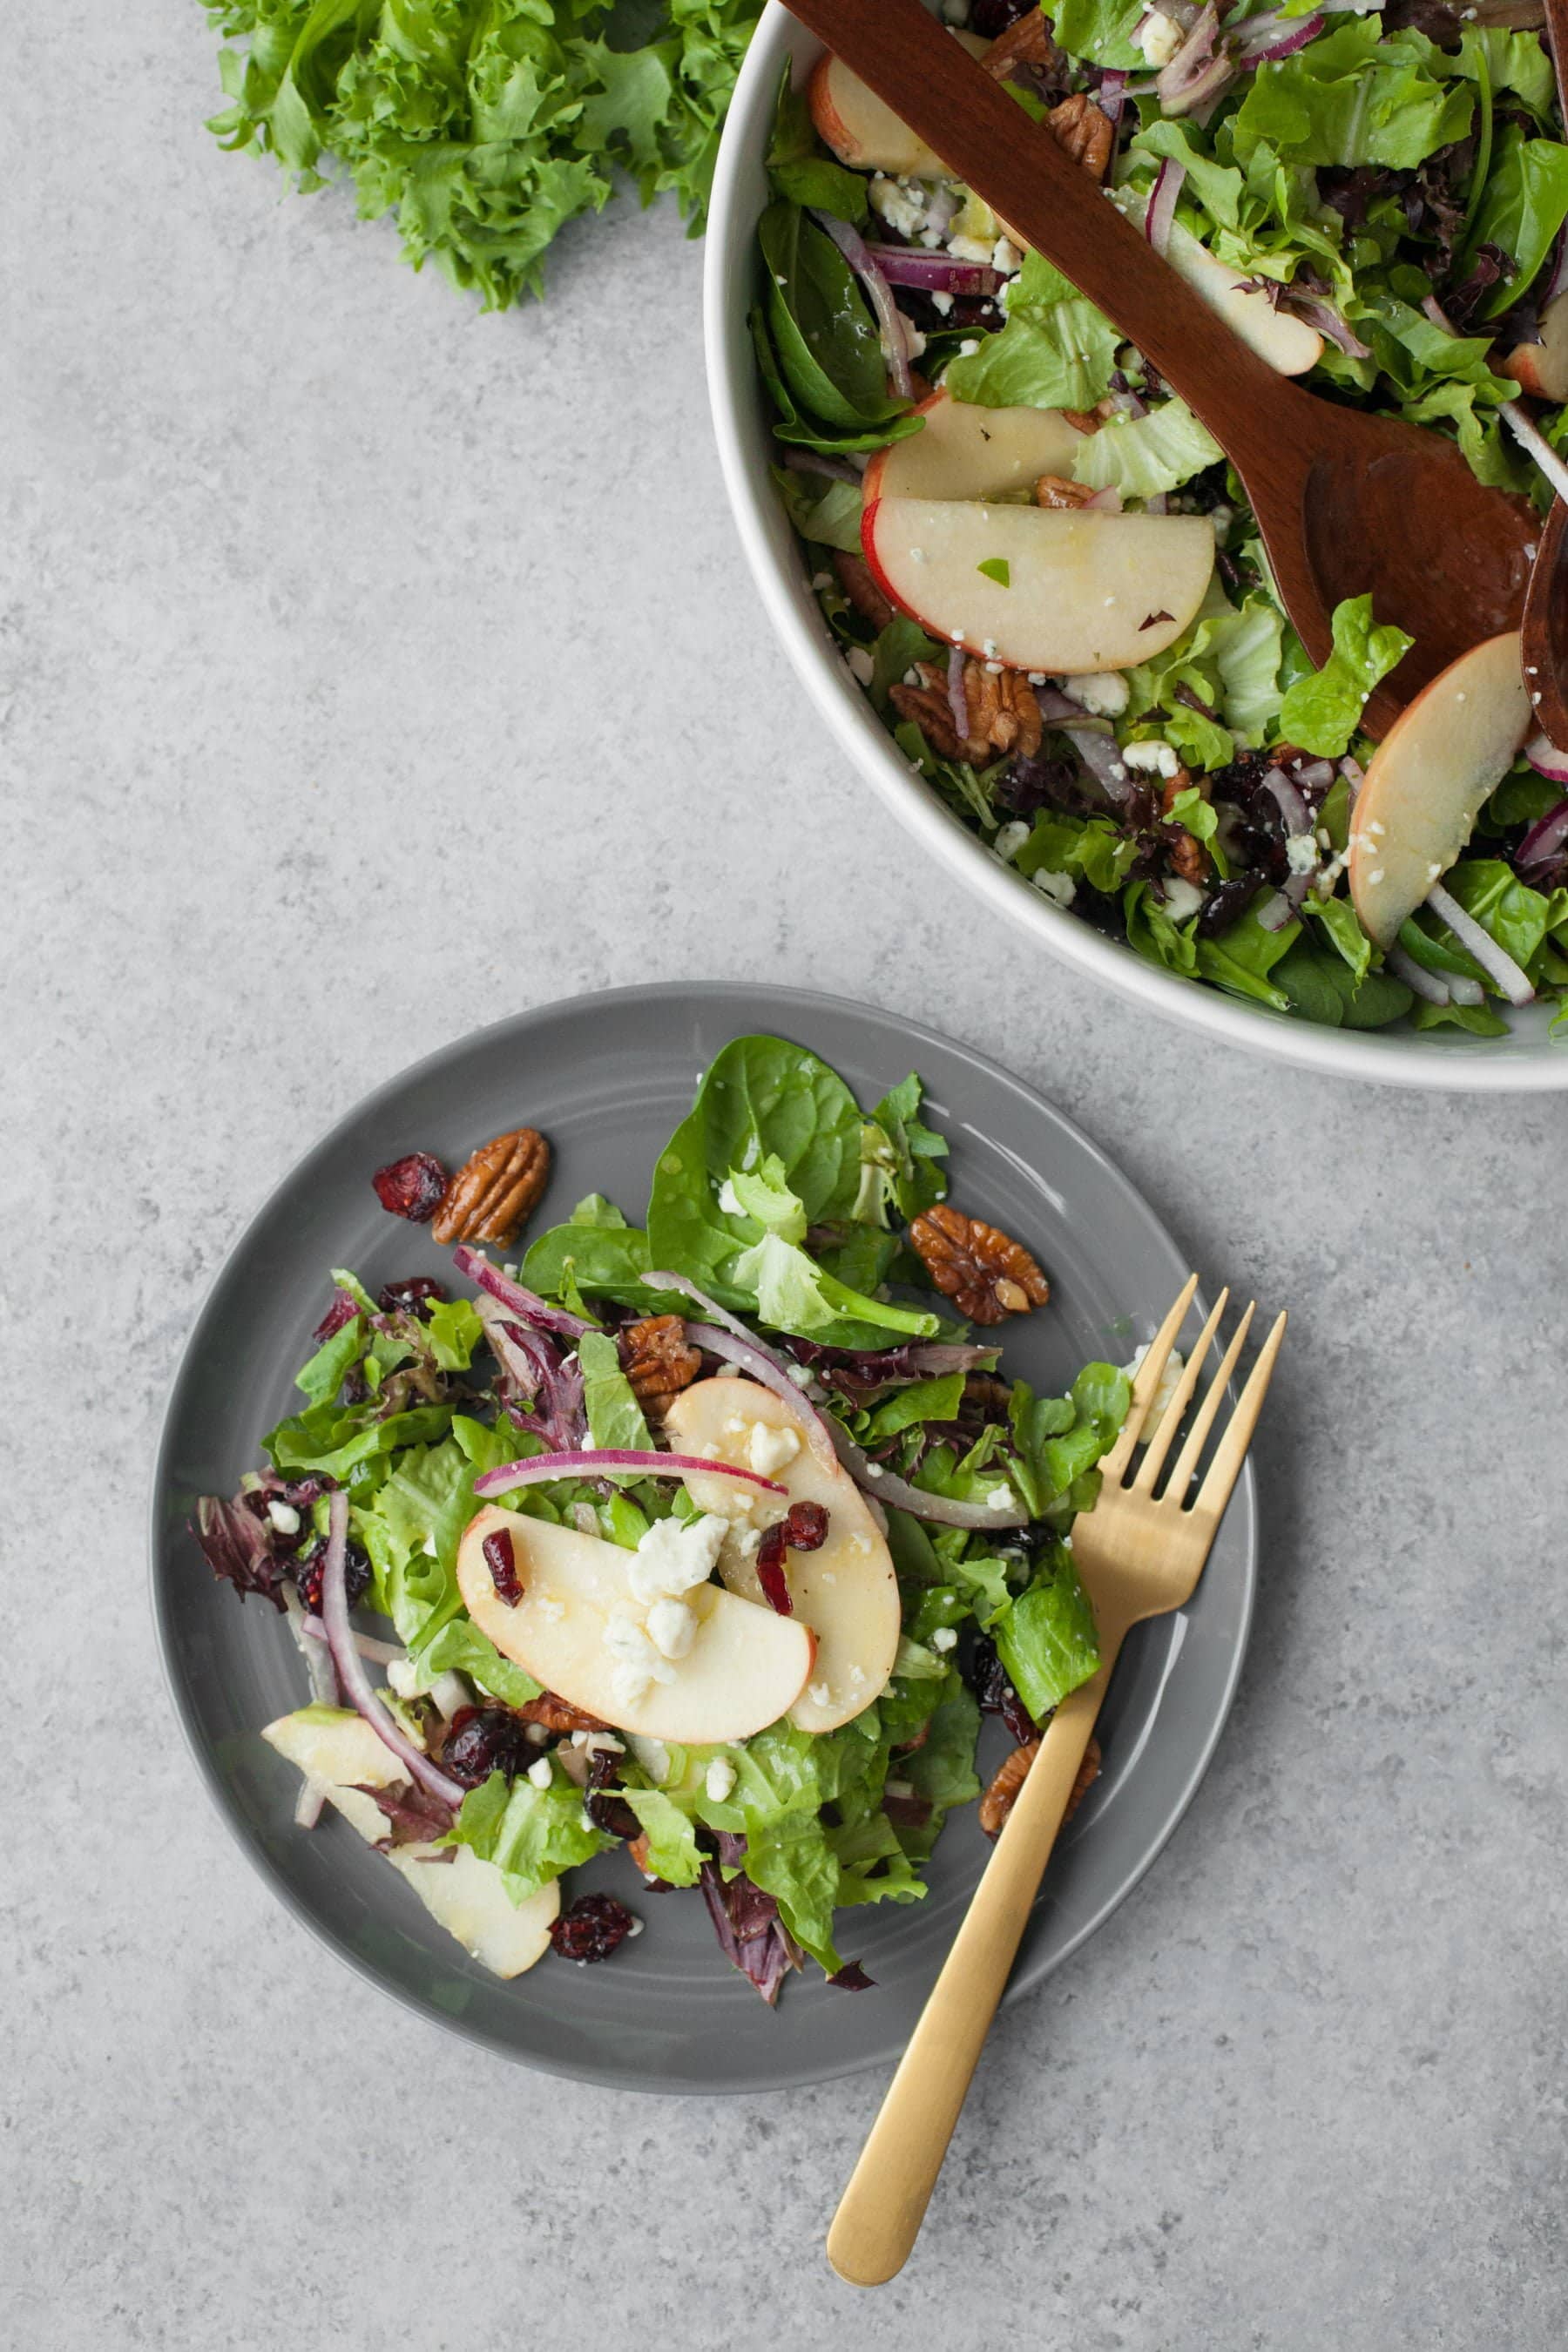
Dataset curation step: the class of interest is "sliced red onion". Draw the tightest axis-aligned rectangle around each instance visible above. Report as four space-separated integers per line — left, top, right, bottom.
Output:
452 1245 589 1338
1500 402 1568 508
864 246 1000 298
321 1492 465 1808
472 1448 787 1502
1524 733 1568 786
1292 756 1336 795
1518 794 1568 868
294 1778 328 1829
1257 889 1295 932
783 448 860 484
1145 157 1185 259
301 1617 403 1666
1158 5 1233 113
948 645 970 743
1084 484 1125 512
1234 8 1323 61
1448 973 1486 1007
811 210 913 402
1425 881 1535 1005
1097 67 1128 135
1388 945 1453 1005
1035 688 1132 801
285 1586 339 1707
834 1444 1031 1530
643 1270 843 1471
1261 765 1312 835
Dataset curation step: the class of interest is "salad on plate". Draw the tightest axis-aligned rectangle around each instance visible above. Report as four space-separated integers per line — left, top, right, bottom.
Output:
753 0 1568 1037
192 1036 1132 1998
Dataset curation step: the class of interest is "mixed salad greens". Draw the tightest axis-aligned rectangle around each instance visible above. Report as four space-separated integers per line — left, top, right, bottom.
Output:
755 0 1568 1037
202 0 764 308
193 1035 1131 1998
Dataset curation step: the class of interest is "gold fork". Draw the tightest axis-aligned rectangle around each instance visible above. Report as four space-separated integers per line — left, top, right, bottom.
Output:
826 1276 1287 2287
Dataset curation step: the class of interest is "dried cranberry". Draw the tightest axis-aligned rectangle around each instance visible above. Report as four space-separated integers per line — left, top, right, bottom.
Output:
827 1959 875 1990
371 1152 449 1223
312 1289 361 1346
970 1633 1039 1740
970 0 1032 31
782 1501 828 1552
482 1527 522 1605
376 1275 449 1319
549 1892 637 1963
294 1538 371 1616
440 1704 534 1788
755 1523 794 1616
586 1791 643 1841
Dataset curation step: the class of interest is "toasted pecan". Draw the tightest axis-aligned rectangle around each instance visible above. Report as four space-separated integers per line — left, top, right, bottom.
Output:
430 1127 550 1247
909 1202 1050 1327
1035 472 1096 510
1048 90 1113 182
979 1734 1101 1837
619 1314 702 1409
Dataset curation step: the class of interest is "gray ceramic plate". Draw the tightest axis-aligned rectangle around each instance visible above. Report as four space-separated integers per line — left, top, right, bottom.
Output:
152 983 1256 2094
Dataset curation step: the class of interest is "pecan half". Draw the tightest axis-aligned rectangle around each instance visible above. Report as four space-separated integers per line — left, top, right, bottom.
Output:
890 663 964 760
834 550 898 632
983 10 1058 77
891 659 1043 765
1035 472 1096 510
518 1692 608 1735
909 1202 1051 1326
619 1314 702 1409
1160 767 1210 885
430 1127 550 1247
1061 396 1118 436
1047 91 1113 183
979 1734 1100 1836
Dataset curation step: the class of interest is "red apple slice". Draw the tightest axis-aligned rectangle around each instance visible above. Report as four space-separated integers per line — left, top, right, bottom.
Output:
263 1705 559 1977
456 1505 814 1743
664 1377 901 1735
1348 630 1531 949
1501 287 1568 402
808 37 987 179
862 494 1214 672
863 387 1085 506
1163 224 1321 378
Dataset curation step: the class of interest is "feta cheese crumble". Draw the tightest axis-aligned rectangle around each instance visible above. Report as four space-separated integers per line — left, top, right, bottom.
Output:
629 1512 728 1605
526 1756 553 1790
705 1756 738 1803
747 1420 801 1477
931 1625 958 1652
1122 738 1181 778
1061 669 1128 717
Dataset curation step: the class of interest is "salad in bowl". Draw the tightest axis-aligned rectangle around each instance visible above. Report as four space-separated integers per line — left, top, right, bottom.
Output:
711 0 1568 1071
190 1036 1132 1999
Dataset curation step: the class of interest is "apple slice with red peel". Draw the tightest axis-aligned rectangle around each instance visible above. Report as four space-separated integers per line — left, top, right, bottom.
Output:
1348 630 1532 949
808 36 987 179
863 387 1085 506
1163 224 1321 377
263 1705 560 1977
1501 287 1568 402
862 494 1214 672
665 1377 901 1735
456 1504 814 1743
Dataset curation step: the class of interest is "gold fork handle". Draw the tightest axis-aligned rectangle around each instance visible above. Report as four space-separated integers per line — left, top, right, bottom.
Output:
827 1647 1122 2287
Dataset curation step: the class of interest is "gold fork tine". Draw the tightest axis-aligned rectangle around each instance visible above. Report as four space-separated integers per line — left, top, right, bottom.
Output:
1132 1286 1230 1494
1191 1309 1288 1520
1161 1298 1257 1503
1100 1273 1199 1483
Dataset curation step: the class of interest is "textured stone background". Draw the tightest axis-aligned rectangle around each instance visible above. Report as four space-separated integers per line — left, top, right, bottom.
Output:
4 6 1565 2346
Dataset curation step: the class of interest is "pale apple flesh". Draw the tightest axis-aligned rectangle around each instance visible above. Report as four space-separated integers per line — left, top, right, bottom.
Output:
1348 630 1532 950
664 1377 902 1735
863 495 1215 672
808 38 986 179
1162 222 1322 377
863 388 1085 506
1501 287 1568 402
262 1705 559 1977
455 1504 814 1743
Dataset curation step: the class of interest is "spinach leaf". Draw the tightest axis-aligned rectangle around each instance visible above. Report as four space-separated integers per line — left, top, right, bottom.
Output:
760 201 913 434
766 65 868 222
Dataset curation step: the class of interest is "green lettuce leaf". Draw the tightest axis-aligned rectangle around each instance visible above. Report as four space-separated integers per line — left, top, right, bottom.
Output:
446 1765 609 1903
1233 24 1473 172
943 252 1120 413
992 1551 1102 1723
1071 397 1224 499
1276 594 1412 755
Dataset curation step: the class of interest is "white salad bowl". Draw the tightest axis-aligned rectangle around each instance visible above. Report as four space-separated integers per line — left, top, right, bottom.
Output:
703 3 1568 1092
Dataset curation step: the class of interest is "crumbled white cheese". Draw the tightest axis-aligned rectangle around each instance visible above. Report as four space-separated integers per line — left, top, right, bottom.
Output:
1161 876 1205 923
993 819 1031 865
1122 738 1181 778
931 289 955 317
645 1596 699 1661
605 1611 677 1708
1286 831 1319 877
1061 669 1128 717
847 645 875 688
526 1756 553 1790
718 1176 743 1216
1136 8 1183 66
705 1756 738 1803
1123 1342 1186 1444
992 235 1022 276
948 233 994 264
986 1485 1016 1512
1031 868 1077 909
747 1420 801 1477
808 1681 832 1707
958 337 980 356
869 173 927 240
931 1625 958 1652
902 319 928 363
629 1512 728 1605
267 1499 301 1536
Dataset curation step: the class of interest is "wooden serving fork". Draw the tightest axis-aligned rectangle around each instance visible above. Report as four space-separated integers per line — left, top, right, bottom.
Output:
827 1274 1286 2285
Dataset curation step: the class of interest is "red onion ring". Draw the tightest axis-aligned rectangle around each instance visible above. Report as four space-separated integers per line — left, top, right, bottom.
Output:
1517 793 1568 868
1524 733 1568 786
321 1491 465 1808
1097 67 1127 135
1387 946 1452 1006
1234 8 1323 61
864 247 1001 298
1035 687 1132 801
1144 157 1185 260
1425 882 1535 1005
471 1449 787 1502
811 210 914 402
1261 765 1312 835
1257 889 1295 932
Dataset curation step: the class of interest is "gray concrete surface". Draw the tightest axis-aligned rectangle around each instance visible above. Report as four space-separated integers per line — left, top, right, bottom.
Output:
4 6 1565 2345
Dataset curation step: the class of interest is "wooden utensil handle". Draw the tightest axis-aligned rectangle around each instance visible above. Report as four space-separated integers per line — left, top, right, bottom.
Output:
825 1650 1120 2287
782 0 1293 453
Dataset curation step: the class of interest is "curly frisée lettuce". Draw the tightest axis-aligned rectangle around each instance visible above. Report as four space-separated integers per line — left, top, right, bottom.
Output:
190 1034 1131 1999
202 0 766 308
753 6 1568 1041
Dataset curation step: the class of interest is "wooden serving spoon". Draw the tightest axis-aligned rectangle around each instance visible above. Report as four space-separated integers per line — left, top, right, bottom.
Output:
780 0 1538 737
1517 0 1568 747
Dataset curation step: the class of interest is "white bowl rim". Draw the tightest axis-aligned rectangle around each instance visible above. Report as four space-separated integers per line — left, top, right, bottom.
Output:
703 2 1568 1093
